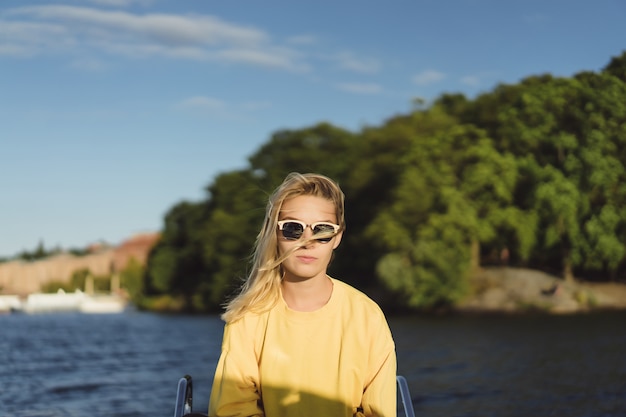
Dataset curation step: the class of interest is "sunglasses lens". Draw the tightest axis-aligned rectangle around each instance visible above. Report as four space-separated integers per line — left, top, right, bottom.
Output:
281 222 304 240
313 223 336 243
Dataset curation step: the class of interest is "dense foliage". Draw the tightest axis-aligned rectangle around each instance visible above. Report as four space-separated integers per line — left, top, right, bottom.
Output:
143 51 626 313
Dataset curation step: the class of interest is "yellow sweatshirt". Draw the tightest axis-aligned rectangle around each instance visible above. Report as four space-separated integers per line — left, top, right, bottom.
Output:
209 278 397 417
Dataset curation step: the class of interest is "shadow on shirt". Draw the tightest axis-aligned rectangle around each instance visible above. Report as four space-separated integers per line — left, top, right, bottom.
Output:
208 379 404 417
260 384 360 416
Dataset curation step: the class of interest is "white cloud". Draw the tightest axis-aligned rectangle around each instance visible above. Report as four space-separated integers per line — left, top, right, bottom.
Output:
99 42 210 60
334 52 381 74
82 0 152 6
175 96 271 120
1 5 307 71
6 6 267 46
215 47 308 71
0 43 33 56
460 75 480 87
459 71 499 88
0 21 70 56
412 70 445 85
336 82 382 94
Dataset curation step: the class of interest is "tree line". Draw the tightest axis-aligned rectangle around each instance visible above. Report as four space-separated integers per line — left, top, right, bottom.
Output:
0 241 96 263
138 51 626 314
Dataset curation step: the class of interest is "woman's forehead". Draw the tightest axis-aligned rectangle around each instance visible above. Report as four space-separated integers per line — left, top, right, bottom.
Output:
279 195 335 216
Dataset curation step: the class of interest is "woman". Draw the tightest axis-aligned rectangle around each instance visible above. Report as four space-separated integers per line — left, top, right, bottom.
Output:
208 172 396 417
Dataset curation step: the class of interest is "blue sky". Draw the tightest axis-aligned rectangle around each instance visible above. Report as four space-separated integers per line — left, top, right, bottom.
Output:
1 0 625 257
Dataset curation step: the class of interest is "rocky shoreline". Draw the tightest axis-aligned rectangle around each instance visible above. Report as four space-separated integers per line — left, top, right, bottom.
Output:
456 267 626 315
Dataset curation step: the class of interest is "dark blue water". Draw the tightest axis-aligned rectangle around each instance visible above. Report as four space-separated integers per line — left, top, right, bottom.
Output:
393 313 626 417
0 312 223 417
1 311 625 417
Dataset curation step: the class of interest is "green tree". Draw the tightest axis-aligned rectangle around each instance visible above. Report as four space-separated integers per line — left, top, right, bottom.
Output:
120 257 145 304
603 50 626 83
146 201 208 311
18 240 55 262
248 122 357 186
492 70 626 280
372 122 520 309
200 170 269 308
337 105 462 289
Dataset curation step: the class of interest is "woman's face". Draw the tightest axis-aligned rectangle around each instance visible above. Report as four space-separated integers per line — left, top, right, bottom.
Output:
277 195 343 283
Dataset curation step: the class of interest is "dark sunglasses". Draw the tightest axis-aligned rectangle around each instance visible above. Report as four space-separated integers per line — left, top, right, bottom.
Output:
277 220 340 243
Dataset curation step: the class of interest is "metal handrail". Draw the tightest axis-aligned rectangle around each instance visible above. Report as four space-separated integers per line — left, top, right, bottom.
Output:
396 375 416 417
173 375 193 417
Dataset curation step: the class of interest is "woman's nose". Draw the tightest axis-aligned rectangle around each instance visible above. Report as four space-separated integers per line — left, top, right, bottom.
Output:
301 225 314 239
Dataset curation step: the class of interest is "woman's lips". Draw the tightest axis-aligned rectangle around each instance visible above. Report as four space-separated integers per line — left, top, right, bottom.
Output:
296 256 316 264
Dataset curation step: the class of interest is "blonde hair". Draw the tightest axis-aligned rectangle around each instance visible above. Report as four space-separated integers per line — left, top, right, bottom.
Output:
221 172 346 323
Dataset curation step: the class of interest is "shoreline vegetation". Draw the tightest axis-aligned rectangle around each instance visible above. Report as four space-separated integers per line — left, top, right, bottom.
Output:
135 266 626 316
2 250 626 316
138 267 626 316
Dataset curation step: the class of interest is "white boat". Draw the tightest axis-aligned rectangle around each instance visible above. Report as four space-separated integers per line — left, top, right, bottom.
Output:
0 295 22 313
16 289 127 314
21 289 86 313
79 294 127 314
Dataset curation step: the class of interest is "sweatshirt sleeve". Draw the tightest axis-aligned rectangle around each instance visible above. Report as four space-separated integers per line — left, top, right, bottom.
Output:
209 320 264 417
360 310 397 417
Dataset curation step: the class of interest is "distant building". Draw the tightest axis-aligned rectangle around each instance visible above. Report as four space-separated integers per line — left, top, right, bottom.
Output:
0 232 160 296
112 232 160 272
